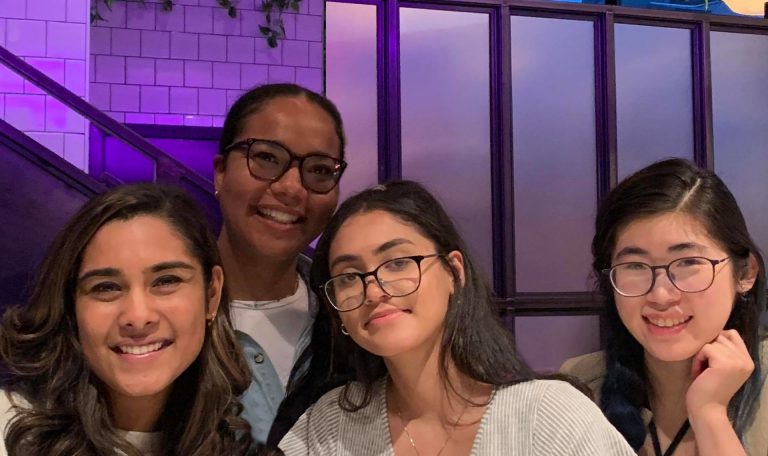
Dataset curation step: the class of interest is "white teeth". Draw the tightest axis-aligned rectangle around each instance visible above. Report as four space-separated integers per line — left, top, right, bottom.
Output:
119 342 163 355
260 209 299 224
648 317 689 328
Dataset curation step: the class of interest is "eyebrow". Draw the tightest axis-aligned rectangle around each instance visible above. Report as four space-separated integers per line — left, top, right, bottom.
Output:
77 262 195 283
614 242 705 260
149 261 196 273
329 238 415 270
77 267 120 283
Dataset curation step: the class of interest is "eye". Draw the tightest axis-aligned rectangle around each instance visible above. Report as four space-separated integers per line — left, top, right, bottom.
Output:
153 275 182 289
88 281 122 298
307 163 335 176
251 151 281 164
618 262 648 271
384 258 412 272
336 273 359 285
675 257 708 267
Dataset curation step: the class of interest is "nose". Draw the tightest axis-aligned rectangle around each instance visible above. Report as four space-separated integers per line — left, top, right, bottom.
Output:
270 162 306 204
363 276 389 306
645 269 681 306
118 290 159 332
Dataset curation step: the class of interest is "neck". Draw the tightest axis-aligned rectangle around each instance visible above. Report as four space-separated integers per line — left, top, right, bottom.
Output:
645 353 693 427
385 338 489 422
218 228 300 301
110 391 167 432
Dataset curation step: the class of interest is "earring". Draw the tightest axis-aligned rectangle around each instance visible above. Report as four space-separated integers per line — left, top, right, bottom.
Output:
207 313 217 327
340 323 349 336
214 189 220 197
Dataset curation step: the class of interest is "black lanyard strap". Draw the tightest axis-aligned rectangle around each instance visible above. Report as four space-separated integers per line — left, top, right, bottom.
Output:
649 419 691 456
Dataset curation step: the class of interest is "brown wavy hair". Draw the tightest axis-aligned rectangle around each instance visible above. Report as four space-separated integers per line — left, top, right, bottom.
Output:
0 183 256 455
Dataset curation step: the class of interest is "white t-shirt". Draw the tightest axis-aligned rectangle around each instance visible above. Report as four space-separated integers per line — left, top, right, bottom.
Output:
230 277 311 388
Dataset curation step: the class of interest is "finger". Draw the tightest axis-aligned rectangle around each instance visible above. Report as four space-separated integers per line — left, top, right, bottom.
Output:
691 344 715 378
719 329 748 351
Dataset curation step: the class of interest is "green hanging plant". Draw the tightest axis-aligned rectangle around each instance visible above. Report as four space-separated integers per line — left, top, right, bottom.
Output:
90 0 236 24
259 0 302 48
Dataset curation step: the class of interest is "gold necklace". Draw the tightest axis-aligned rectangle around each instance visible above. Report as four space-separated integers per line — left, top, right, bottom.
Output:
393 398 469 456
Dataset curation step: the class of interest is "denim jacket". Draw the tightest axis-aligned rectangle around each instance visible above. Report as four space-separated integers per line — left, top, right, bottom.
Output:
237 255 317 445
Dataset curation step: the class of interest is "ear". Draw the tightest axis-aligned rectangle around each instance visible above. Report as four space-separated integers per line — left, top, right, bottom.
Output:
206 265 224 318
737 253 759 293
213 154 227 195
445 250 466 292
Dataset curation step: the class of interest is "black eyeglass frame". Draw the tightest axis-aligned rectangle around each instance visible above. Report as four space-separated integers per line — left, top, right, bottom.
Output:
321 254 444 312
225 138 347 194
602 256 730 297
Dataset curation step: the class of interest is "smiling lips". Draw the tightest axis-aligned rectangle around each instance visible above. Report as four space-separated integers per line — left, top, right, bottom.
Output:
111 340 172 356
365 308 410 327
645 316 693 328
257 207 304 225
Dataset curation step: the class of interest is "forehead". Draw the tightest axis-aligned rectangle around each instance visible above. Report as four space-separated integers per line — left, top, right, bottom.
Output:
614 211 722 255
81 215 194 269
238 96 340 157
330 210 434 257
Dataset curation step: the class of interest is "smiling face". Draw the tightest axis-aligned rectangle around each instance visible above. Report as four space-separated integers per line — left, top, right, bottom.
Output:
214 95 341 261
611 211 751 362
75 215 222 410
327 210 464 359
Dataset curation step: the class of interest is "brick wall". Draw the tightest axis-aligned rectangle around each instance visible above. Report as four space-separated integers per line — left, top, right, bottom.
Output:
89 0 324 127
0 0 90 170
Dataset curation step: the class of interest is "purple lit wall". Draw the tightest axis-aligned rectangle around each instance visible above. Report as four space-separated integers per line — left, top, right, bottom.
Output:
89 0 323 127
0 0 90 170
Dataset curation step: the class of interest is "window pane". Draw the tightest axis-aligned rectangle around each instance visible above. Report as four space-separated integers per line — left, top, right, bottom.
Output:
515 315 601 372
400 8 493 279
712 32 768 256
326 2 380 201
615 24 694 179
510 16 596 292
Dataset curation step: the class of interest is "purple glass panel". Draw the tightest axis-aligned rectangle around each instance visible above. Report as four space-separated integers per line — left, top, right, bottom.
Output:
326 2 379 202
712 32 768 256
510 16 596 292
615 24 694 179
400 8 493 279
515 315 601 372
146 137 218 180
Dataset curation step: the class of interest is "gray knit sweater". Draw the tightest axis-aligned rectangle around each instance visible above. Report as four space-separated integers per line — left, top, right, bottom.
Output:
279 378 635 455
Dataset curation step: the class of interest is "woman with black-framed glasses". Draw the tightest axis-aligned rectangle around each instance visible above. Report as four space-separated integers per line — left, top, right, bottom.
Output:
213 83 348 447
279 180 635 455
562 158 768 456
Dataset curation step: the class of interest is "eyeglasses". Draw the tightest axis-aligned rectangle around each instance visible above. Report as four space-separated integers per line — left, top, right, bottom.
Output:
322 254 443 312
603 256 730 297
225 138 347 194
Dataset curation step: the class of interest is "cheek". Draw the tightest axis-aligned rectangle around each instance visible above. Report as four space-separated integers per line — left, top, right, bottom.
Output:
307 194 338 225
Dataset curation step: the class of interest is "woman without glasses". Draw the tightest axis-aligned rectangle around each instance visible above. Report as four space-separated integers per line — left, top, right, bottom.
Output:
279 181 635 455
0 184 255 455
562 158 768 456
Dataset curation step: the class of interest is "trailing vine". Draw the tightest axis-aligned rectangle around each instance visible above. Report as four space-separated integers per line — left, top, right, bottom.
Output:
90 0 236 24
259 0 302 48
90 0 296 49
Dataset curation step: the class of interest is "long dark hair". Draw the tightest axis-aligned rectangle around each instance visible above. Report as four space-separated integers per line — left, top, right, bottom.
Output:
593 158 766 450
0 183 255 455
309 180 533 410
218 83 346 160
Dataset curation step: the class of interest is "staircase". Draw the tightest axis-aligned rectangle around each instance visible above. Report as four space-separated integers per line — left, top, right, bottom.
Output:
0 45 220 309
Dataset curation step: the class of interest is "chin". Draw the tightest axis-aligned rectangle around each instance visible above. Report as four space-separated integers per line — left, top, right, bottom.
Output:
644 344 702 363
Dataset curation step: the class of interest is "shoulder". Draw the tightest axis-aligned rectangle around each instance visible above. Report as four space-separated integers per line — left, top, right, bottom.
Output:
482 380 633 455
279 380 385 455
0 389 31 456
560 351 606 394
